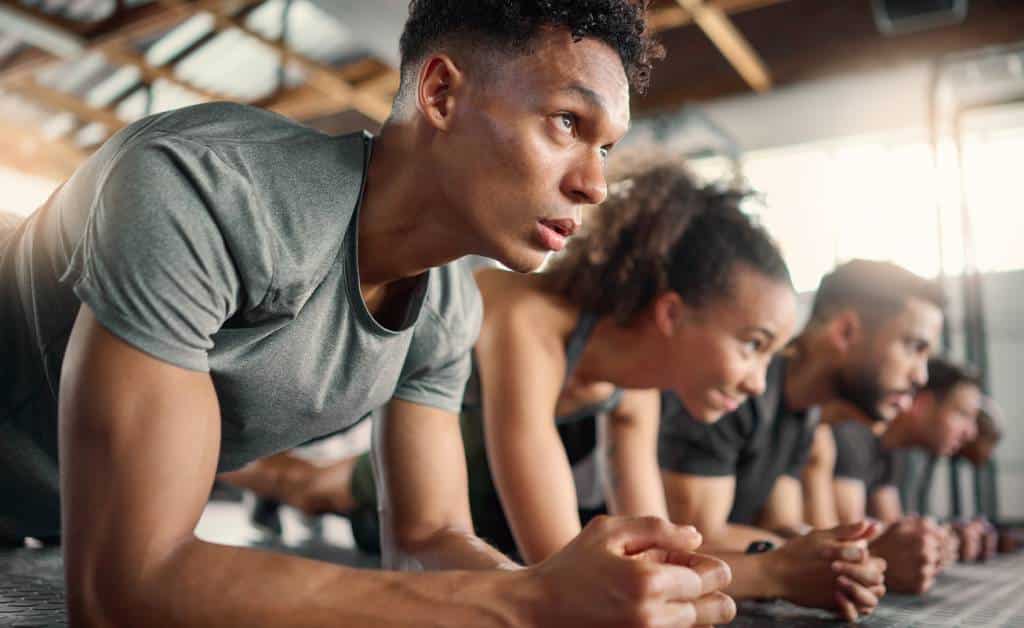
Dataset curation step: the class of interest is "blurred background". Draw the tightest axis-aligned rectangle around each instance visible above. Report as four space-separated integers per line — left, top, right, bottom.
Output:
1 0 1021 523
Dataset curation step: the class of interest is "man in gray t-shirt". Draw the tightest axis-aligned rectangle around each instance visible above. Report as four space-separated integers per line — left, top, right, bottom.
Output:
0 3 739 628
0 104 480 533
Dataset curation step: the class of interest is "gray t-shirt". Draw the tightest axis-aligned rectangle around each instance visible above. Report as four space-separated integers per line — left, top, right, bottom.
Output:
1 102 481 474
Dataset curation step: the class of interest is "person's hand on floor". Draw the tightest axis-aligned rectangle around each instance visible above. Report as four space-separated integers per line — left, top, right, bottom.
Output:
529 516 735 628
870 518 942 594
763 521 886 621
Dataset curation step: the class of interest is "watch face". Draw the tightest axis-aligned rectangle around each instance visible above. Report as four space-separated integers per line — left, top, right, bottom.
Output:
746 540 776 554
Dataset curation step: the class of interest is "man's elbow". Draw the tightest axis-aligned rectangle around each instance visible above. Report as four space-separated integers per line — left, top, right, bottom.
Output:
65 536 195 627
66 565 147 628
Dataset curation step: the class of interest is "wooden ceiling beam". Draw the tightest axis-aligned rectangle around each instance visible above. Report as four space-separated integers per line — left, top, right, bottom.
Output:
4 77 125 130
648 0 787 32
0 115 85 181
1 0 400 141
0 0 167 39
103 44 227 100
159 0 394 122
673 0 773 92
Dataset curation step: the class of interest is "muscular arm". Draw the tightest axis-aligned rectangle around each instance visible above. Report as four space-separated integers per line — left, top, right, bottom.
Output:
600 389 667 520
374 399 517 571
833 479 868 525
869 486 903 525
801 424 839 529
60 307 529 628
662 471 784 552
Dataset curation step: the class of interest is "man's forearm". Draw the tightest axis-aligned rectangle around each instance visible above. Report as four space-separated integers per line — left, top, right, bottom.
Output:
78 537 532 628
386 526 521 571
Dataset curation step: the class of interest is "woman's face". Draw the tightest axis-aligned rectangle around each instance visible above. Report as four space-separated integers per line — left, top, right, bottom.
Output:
667 265 798 423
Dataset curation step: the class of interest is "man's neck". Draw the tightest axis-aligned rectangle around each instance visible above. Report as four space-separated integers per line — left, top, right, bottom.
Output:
880 415 916 450
782 334 840 412
356 123 475 290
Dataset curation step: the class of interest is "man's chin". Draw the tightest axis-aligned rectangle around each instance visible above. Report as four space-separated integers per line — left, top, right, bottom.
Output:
496 248 550 274
874 405 900 423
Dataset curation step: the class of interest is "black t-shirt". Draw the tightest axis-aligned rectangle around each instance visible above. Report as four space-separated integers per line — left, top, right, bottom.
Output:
658 356 819 525
832 420 905 496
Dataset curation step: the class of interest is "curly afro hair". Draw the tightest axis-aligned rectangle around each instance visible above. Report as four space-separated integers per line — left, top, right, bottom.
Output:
544 157 792 323
399 0 663 94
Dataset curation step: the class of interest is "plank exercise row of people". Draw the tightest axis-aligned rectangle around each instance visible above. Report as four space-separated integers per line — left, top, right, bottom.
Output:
1 2 736 626
801 358 1015 594
0 1 955 626
230 252 944 620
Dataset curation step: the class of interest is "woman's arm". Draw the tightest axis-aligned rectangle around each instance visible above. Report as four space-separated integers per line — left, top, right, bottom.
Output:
475 293 583 564
600 389 668 520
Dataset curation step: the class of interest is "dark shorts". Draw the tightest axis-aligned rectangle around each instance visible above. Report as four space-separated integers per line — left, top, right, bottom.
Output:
0 212 63 542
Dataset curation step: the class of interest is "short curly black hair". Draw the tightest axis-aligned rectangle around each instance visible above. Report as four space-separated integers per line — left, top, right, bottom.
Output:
398 0 663 94
544 159 792 323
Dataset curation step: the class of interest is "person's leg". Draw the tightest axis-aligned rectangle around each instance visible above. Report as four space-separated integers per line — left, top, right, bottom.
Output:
219 451 362 516
0 405 63 545
0 210 63 544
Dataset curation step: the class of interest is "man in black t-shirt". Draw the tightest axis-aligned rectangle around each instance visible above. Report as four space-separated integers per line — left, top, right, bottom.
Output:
660 260 946 614
827 358 983 593
832 420 906 520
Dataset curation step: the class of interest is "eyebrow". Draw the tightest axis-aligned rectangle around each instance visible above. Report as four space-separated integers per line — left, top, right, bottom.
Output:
742 326 777 342
560 83 629 133
561 83 607 110
906 333 932 349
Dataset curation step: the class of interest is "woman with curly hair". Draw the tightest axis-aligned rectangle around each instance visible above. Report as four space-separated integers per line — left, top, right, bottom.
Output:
226 158 798 557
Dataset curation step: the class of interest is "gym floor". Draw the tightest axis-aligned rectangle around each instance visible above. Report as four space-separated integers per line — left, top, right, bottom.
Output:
3 493 1024 627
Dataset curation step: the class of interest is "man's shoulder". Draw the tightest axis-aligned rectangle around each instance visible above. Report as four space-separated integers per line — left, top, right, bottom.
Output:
98 104 371 315
145 102 324 144
832 419 881 477
832 419 877 449
416 259 484 352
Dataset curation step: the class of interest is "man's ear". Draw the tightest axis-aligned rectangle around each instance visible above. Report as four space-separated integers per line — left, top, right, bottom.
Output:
416 54 464 130
827 309 864 357
653 291 688 338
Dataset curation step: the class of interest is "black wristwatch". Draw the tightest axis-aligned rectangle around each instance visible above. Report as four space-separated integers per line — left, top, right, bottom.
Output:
745 540 776 554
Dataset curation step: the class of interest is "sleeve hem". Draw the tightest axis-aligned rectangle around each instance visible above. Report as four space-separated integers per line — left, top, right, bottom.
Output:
390 391 461 415
74 281 210 373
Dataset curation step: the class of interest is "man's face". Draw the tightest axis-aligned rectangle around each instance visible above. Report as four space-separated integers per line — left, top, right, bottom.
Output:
836 298 944 422
668 265 797 423
434 31 630 272
922 383 982 457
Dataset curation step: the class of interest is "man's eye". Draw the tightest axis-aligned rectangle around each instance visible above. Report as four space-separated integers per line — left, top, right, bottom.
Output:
558 112 576 132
